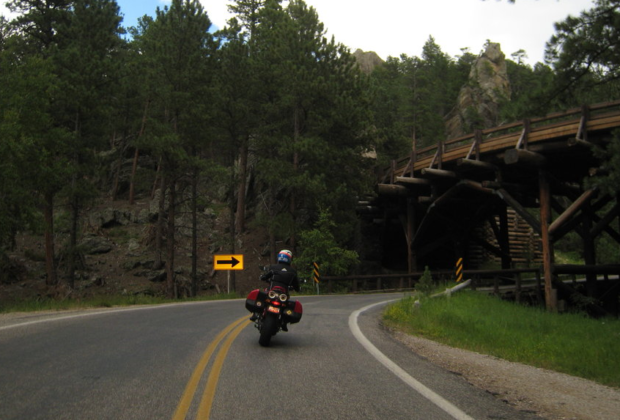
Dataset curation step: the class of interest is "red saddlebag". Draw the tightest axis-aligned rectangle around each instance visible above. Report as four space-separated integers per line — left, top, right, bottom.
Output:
282 299 303 324
245 289 268 313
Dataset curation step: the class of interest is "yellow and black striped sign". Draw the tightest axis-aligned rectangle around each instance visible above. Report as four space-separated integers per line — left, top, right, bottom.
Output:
455 258 463 282
313 262 320 283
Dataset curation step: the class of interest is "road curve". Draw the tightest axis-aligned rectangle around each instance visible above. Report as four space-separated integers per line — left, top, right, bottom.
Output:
0 294 543 420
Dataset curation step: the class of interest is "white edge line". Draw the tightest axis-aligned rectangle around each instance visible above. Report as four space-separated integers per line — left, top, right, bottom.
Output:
349 300 475 420
0 300 228 332
0 294 330 332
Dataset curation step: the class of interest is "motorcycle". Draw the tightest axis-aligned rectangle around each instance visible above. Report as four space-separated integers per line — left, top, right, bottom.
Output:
245 281 303 347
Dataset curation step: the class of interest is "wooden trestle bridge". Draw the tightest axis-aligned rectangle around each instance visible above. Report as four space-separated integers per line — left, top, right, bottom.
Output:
372 100 620 313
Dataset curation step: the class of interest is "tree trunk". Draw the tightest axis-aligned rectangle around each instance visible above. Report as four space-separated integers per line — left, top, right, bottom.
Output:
68 190 79 289
151 158 162 199
166 179 176 299
235 139 248 234
191 163 198 297
290 106 301 251
111 131 122 201
129 100 150 205
44 191 57 286
128 148 140 205
154 175 166 270
229 169 236 293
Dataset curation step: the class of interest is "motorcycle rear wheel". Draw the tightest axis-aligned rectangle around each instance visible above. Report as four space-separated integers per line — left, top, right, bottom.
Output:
259 314 279 347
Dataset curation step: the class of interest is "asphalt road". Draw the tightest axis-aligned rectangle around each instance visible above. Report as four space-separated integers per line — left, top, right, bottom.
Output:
0 294 543 420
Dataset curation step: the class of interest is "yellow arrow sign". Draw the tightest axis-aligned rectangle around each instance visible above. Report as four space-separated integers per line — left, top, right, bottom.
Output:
214 255 244 270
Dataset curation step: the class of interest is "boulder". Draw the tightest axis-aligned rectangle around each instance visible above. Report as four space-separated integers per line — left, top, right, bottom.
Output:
79 236 113 255
88 208 134 228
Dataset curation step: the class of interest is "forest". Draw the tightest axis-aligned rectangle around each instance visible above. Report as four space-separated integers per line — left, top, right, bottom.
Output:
1 0 619 298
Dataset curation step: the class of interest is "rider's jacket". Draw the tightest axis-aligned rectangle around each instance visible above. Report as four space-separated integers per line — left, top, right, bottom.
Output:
261 263 300 292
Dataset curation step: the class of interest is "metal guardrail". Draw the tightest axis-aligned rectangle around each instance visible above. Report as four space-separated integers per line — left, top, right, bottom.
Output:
322 268 542 300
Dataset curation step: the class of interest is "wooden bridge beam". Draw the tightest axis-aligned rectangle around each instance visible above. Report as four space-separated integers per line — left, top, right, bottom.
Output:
590 202 620 239
376 184 410 196
504 149 547 166
420 168 458 179
395 176 429 186
495 189 542 235
456 158 498 173
548 188 597 236
406 197 417 273
498 205 512 269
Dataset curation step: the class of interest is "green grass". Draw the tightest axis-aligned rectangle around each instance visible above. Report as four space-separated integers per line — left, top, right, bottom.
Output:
384 291 620 388
0 292 242 314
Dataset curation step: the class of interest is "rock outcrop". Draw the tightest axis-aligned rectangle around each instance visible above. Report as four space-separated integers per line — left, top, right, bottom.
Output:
353 49 384 74
445 42 511 139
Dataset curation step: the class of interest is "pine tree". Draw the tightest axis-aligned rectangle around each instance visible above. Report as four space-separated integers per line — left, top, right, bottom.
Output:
53 0 124 288
217 0 267 235
5 0 73 286
251 0 374 255
546 0 620 103
131 0 216 297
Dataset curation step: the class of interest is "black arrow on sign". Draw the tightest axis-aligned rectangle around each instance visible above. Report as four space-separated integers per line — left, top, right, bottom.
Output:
219 257 240 268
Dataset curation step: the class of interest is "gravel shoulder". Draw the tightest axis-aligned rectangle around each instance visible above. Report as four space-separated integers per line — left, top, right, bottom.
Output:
391 330 620 420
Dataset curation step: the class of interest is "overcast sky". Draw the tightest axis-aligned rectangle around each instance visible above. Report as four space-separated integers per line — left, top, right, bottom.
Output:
1 0 596 65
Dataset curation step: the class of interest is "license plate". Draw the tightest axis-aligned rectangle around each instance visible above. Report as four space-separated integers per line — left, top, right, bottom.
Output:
267 306 280 314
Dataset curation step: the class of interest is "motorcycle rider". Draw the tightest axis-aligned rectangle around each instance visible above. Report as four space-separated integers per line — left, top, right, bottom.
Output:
250 249 300 331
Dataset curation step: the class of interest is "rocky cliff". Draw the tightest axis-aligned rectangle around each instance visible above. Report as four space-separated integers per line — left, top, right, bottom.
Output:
353 49 384 74
445 42 511 139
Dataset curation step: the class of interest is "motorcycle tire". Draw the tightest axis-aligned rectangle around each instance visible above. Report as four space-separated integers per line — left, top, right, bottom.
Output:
259 314 279 347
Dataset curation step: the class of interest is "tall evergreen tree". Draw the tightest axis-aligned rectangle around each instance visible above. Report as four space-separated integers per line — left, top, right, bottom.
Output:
0 33 51 263
546 0 620 104
53 0 124 287
5 0 74 286
218 0 266 235
131 0 216 297
251 0 374 256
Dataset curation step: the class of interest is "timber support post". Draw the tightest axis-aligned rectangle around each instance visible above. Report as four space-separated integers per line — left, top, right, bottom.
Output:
539 170 557 311
407 197 418 273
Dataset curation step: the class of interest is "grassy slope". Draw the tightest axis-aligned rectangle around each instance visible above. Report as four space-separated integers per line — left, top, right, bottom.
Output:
383 291 620 388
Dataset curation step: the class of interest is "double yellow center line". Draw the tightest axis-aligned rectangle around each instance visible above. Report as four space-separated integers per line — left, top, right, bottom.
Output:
172 316 251 420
